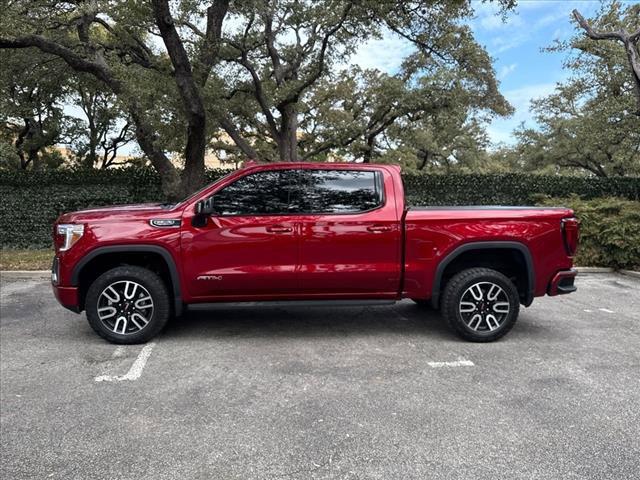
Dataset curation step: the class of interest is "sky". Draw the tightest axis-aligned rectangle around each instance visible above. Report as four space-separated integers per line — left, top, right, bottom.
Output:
352 0 608 146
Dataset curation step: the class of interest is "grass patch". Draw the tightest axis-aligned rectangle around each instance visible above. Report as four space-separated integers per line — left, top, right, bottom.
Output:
1 249 53 270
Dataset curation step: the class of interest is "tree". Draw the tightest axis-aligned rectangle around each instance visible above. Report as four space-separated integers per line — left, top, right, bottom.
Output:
0 49 73 170
573 3 640 115
214 0 512 164
70 76 134 169
510 2 640 177
0 1 514 195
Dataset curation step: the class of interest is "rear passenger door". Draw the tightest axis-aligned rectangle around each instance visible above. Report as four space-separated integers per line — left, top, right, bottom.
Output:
296 169 401 297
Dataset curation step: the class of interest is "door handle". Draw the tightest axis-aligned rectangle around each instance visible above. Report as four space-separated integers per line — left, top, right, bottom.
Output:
367 225 392 233
266 225 293 233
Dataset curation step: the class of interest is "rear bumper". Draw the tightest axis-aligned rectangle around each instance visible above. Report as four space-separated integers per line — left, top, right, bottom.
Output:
52 284 81 313
547 269 578 296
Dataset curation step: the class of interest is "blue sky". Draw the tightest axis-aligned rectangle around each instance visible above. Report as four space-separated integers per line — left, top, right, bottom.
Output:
353 0 610 146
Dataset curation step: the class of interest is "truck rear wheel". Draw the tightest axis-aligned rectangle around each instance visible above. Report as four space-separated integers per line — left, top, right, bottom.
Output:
85 266 171 344
441 268 519 342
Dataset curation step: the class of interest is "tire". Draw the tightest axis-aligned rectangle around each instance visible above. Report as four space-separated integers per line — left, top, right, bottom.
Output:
441 268 520 342
85 266 171 344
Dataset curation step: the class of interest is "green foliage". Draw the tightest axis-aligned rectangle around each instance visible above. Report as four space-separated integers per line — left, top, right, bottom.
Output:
506 2 640 177
537 196 640 269
2 168 639 250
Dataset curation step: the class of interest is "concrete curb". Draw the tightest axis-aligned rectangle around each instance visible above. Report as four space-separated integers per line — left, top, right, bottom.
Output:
575 267 614 274
619 270 640 279
1 270 50 279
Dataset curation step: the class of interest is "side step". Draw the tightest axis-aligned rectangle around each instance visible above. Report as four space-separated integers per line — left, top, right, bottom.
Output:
187 299 397 310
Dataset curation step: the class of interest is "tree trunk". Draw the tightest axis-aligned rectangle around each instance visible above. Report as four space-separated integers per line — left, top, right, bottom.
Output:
278 104 298 161
129 107 181 199
84 117 98 169
362 135 376 163
152 0 208 196
29 149 42 171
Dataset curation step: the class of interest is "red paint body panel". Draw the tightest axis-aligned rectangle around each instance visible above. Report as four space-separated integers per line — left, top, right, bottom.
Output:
51 162 577 312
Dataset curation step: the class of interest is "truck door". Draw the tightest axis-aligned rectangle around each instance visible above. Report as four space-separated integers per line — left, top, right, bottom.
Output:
296 168 401 297
181 169 300 300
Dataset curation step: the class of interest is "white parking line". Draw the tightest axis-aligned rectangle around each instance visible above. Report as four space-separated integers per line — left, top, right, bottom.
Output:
598 308 615 313
94 342 156 382
427 358 474 368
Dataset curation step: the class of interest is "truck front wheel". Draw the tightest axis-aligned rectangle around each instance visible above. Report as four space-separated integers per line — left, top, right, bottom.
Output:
441 268 519 342
85 266 171 344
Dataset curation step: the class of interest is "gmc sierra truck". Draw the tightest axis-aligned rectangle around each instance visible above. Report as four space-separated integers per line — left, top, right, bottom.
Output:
52 162 579 344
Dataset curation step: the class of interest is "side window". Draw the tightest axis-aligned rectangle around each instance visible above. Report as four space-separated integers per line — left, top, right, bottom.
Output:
213 170 297 215
301 170 383 214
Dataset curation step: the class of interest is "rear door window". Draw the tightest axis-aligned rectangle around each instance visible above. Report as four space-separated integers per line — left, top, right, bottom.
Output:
299 170 383 214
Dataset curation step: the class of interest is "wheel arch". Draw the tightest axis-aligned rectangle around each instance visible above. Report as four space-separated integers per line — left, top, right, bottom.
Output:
71 245 183 316
431 241 535 309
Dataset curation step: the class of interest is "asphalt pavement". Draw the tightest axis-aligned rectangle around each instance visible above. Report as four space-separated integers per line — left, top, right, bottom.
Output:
1 272 639 479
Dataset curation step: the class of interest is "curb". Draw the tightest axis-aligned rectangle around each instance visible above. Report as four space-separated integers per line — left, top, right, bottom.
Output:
619 270 640 279
1 270 50 279
575 267 614 274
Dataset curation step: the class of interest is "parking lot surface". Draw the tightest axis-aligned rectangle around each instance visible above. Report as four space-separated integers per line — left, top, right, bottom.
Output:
1 272 639 479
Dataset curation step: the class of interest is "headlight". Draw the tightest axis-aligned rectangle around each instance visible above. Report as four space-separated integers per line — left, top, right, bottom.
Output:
57 224 84 251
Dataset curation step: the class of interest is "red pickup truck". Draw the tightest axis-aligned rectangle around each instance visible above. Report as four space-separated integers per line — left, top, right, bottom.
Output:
52 163 579 344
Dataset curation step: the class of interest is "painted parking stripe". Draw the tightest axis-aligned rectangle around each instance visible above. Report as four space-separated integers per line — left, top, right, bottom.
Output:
427 358 474 368
598 308 614 313
95 342 156 382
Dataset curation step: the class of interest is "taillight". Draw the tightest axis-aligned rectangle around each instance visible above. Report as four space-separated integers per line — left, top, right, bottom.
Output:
561 217 579 256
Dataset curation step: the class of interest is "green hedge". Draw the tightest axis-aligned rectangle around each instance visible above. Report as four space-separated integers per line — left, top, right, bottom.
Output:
1 168 639 249
537 196 640 270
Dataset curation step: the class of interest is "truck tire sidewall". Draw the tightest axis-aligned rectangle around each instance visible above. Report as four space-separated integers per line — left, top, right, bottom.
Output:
442 268 520 342
85 266 170 344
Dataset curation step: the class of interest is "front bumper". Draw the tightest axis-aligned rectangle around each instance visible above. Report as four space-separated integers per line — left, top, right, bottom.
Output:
51 256 81 313
52 284 81 313
547 269 578 296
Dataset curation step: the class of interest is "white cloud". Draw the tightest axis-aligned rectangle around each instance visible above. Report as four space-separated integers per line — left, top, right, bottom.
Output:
350 33 414 73
498 63 518 80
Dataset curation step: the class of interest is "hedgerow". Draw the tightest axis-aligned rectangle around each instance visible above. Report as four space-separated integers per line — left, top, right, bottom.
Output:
537 196 640 270
1 168 639 249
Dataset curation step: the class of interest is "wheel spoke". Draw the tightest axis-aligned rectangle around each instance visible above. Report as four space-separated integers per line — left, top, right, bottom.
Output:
130 313 149 330
113 316 127 334
102 286 120 303
460 301 477 313
124 281 138 300
487 284 501 301
468 314 483 330
485 314 499 331
97 306 117 320
134 295 153 309
469 284 484 301
493 302 510 314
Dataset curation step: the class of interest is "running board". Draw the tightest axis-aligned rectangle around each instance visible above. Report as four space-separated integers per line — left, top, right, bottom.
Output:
187 299 397 309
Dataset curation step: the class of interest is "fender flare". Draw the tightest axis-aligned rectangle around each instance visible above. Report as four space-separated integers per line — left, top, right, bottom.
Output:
71 245 183 316
430 241 535 308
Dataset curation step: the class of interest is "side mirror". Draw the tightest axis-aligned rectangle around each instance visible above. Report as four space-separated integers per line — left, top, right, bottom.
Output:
193 196 215 227
195 196 215 215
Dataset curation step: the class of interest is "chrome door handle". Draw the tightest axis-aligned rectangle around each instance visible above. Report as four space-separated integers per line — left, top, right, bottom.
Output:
266 225 293 233
367 225 392 233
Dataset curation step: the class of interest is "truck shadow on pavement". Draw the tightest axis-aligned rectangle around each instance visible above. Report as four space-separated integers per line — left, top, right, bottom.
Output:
163 304 461 342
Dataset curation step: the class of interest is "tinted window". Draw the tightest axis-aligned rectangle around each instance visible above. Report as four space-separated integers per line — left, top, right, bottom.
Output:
213 170 298 215
300 170 382 214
